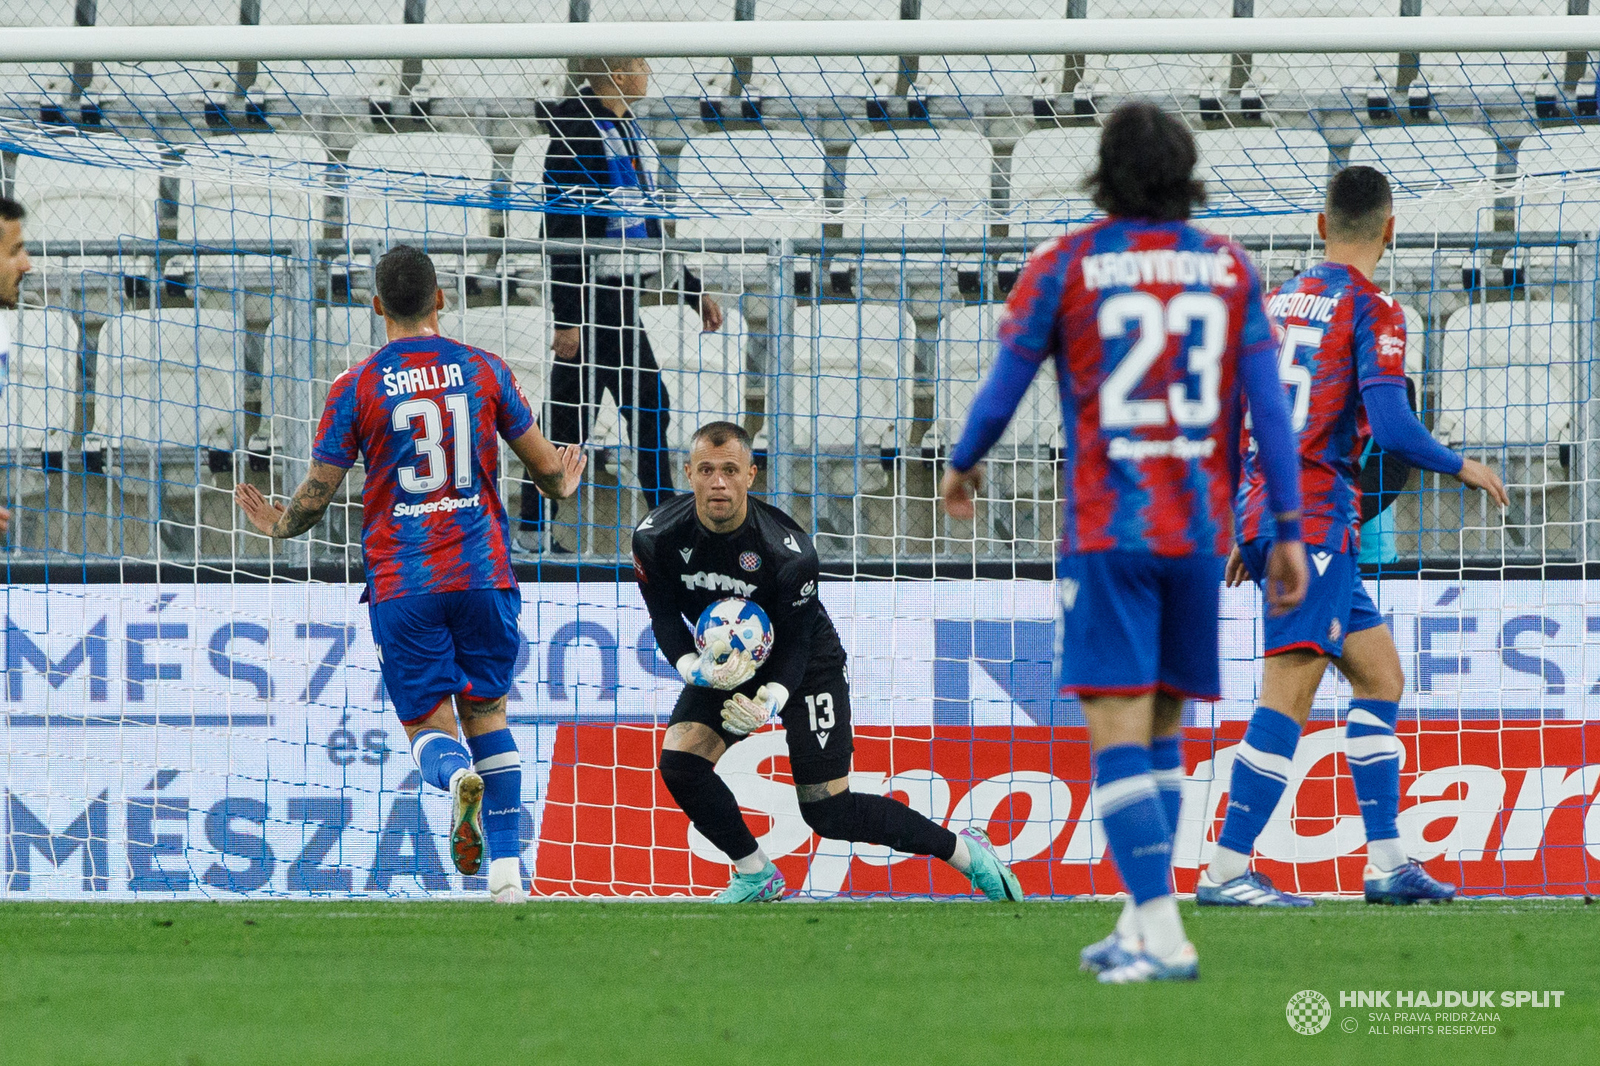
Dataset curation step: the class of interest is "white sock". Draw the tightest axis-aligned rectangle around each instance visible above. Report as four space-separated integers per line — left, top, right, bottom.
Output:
1367 837 1407 873
448 766 469 794
487 857 521 889
1114 897 1140 942
1206 846 1251 884
947 834 972 874
732 847 770 875
1135 895 1186 961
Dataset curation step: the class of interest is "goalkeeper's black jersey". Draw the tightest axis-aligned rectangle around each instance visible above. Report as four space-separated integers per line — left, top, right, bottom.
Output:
631 494 846 696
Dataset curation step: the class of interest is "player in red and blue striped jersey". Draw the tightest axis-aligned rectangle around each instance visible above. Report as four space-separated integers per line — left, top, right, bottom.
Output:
235 245 584 904
941 102 1308 983
1199 167 1508 909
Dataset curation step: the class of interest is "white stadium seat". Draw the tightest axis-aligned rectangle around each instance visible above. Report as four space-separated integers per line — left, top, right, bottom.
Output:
591 0 737 18
787 303 914 454
1194 127 1330 242
1347 126 1499 237
1514 129 1600 236
423 0 571 20
915 3 1069 99
1251 1 1404 104
177 134 330 247
345 133 497 249
0 310 79 453
11 145 161 245
673 132 827 252
748 2 903 99
417 59 570 106
1082 0 1233 100
934 304 1061 456
94 309 249 452
639 304 749 453
94 1 244 24
449 306 553 422
1420 0 1567 93
1438 300 1575 449
0 2 75 24
258 0 406 21
843 130 994 244
1008 126 1101 231
505 136 552 242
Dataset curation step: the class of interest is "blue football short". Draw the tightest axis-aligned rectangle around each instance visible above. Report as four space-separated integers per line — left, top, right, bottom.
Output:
367 587 523 724
1239 539 1384 658
1054 551 1223 701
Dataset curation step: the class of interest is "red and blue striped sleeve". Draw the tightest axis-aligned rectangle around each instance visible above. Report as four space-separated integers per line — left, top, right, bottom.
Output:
490 353 536 441
1235 257 1303 539
311 369 360 468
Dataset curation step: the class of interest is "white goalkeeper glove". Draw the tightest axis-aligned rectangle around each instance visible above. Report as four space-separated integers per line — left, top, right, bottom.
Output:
676 642 759 691
720 683 789 736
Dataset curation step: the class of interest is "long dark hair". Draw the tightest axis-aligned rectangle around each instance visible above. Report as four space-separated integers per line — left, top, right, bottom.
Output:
1085 101 1207 222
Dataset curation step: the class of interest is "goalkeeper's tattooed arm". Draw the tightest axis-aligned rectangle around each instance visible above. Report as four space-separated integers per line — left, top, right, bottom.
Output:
235 461 349 539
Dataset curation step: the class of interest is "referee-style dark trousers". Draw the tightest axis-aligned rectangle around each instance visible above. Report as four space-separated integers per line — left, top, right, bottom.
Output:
521 278 674 534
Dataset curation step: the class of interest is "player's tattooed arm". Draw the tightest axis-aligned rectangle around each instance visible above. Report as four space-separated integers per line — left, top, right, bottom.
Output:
234 461 348 539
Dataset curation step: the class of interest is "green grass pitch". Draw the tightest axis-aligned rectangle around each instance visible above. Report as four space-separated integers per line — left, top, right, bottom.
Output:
1 899 1592 1066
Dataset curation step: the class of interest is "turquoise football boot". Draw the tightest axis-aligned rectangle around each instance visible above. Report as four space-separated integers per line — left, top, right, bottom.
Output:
959 828 1024 902
713 862 786 903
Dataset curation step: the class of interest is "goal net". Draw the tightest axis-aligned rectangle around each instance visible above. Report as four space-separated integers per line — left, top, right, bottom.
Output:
1 9 1598 900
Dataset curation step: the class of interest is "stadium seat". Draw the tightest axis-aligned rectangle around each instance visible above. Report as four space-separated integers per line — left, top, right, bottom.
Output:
843 130 994 245
344 133 497 250
591 0 738 18
1081 0 1233 102
933 304 1061 458
1250 1 1405 105
450 305 552 423
1347 126 1499 238
93 309 250 454
786 302 914 456
258 0 408 21
423 0 570 21
1437 300 1575 451
1193 127 1331 242
415 59 571 109
1420 1 1568 95
672 132 827 262
640 303 749 453
1513 129 1600 236
10 144 161 246
94 1 243 24
0 309 79 454
0 1 74 24
747 2 904 100
504 136 551 244
177 133 330 249
1008 127 1101 234
912 3 1068 101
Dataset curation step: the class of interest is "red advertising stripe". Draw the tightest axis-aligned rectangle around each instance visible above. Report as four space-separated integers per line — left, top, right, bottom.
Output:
531 723 1600 899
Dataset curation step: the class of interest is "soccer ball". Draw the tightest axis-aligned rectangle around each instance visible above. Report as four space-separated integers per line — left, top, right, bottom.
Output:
694 597 774 664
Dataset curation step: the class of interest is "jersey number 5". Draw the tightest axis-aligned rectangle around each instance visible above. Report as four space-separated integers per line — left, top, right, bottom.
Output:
1275 325 1322 433
1097 291 1228 430
392 394 473 494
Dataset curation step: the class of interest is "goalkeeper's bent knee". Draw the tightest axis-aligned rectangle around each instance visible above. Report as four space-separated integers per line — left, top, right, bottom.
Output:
658 749 760 863
799 790 957 862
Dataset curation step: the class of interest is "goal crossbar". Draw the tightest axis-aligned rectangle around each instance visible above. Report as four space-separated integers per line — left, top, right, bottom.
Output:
2 17 1599 63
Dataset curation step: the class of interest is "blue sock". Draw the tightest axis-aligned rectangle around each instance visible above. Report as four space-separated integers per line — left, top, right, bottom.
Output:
465 728 523 861
1216 707 1302 858
1149 734 1184 852
410 728 472 793
1092 744 1173 905
1345 699 1401 844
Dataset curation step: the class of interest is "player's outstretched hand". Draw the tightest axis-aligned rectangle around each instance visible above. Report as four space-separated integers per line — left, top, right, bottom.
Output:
1224 544 1249 588
1457 458 1510 509
235 483 286 536
939 465 983 520
548 444 587 500
721 685 778 736
1263 539 1308 617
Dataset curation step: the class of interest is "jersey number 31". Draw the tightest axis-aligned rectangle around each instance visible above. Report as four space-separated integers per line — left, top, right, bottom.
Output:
1097 291 1228 430
392 395 473 494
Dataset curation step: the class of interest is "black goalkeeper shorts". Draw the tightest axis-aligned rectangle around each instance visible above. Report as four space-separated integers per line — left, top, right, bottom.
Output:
668 665 853 786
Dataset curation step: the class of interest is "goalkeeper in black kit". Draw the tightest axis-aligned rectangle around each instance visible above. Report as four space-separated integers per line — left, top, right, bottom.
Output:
633 421 1023 902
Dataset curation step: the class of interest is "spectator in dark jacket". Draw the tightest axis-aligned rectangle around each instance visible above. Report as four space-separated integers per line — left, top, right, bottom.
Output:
520 57 723 552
